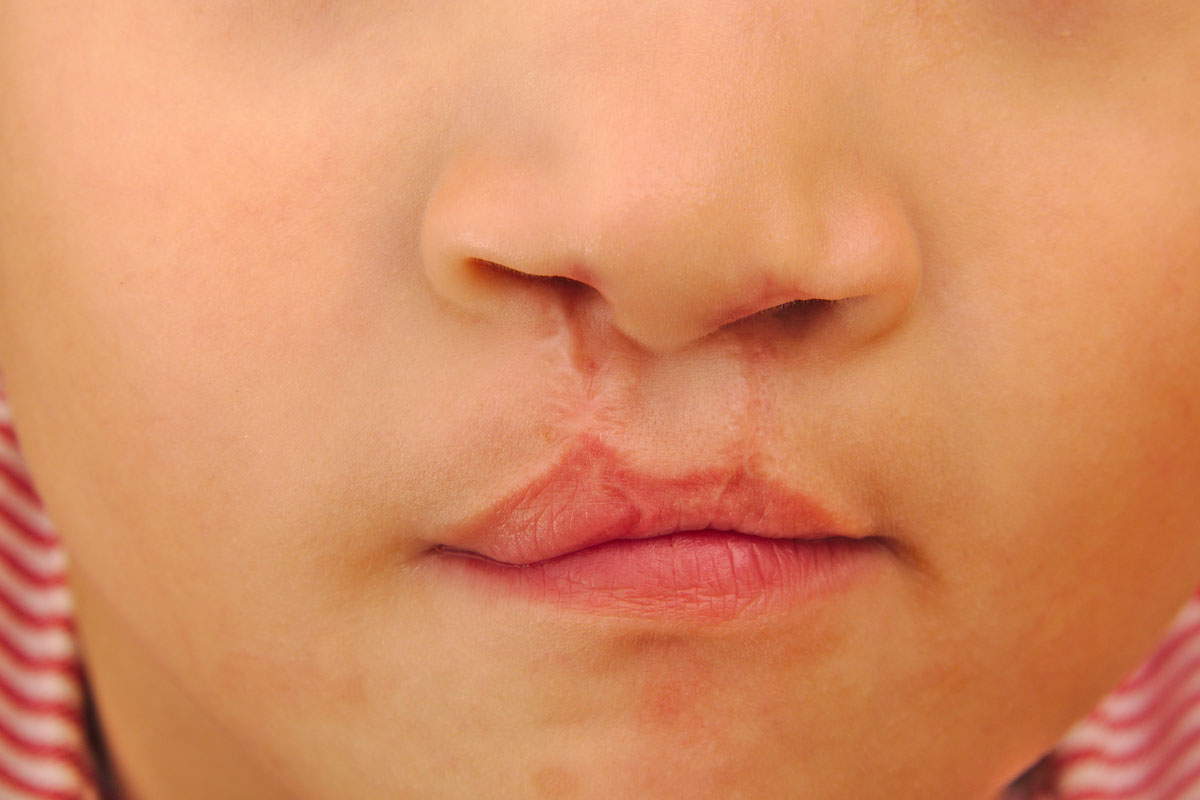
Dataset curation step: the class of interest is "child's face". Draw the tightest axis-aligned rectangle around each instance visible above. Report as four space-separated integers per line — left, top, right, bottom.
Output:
2 3 1199 798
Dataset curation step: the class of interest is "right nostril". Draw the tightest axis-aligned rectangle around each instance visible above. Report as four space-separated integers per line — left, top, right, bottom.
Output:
467 258 588 292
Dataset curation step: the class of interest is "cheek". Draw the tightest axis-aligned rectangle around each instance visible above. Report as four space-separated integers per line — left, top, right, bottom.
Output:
0 23 443 756
1006 0 1096 27
997 139 1199 568
0 0 447 569
985 0 1147 43
857 41 1200 751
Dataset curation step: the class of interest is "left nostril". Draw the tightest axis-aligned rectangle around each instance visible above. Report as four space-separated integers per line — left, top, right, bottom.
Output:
717 297 839 340
746 298 835 321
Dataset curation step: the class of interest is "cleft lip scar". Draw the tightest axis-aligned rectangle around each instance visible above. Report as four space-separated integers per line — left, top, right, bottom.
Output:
438 442 873 567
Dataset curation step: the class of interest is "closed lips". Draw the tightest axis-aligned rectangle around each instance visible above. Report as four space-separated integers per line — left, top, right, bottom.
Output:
428 436 889 622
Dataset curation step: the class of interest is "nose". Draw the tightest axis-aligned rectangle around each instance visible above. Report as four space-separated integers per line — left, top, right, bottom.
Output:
419 8 921 355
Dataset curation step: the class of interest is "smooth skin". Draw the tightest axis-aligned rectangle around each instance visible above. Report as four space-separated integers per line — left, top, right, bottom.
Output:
1 2 1199 798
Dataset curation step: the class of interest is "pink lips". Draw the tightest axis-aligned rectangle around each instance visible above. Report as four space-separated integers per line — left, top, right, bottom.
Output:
431 438 886 622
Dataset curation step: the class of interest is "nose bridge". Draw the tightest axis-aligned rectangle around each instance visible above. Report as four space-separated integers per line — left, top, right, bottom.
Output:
421 3 919 354
551 1 825 273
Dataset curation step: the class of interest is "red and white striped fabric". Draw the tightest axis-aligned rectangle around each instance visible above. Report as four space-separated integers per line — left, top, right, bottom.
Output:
0 380 99 800
0 377 1197 800
1039 592 1200 800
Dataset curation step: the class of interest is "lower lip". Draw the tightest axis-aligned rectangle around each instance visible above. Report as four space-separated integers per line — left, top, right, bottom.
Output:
430 531 884 623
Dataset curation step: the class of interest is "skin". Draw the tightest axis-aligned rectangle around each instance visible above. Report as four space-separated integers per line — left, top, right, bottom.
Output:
1 1 1199 798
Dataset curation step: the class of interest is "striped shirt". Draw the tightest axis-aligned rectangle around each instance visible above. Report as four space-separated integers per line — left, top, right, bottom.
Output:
0 380 1196 800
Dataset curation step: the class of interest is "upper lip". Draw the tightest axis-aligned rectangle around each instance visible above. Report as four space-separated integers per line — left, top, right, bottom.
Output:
437 436 871 565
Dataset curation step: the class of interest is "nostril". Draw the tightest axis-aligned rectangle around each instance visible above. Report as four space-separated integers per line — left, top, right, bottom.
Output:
745 298 836 321
466 257 521 284
717 297 839 339
467 257 591 293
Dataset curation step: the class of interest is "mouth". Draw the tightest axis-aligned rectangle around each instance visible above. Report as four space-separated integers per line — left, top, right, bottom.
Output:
434 529 884 623
426 437 890 624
